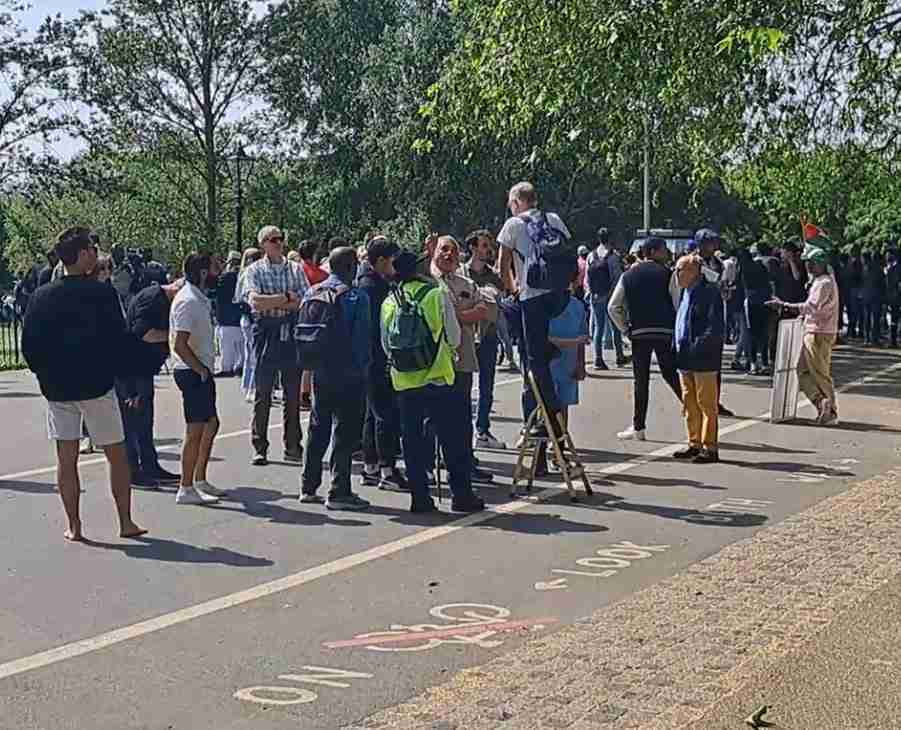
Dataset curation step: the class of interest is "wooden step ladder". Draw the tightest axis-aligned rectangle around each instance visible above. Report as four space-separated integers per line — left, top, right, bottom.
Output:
511 371 593 502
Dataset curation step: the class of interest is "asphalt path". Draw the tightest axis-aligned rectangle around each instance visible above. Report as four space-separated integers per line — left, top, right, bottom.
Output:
1 344 899 730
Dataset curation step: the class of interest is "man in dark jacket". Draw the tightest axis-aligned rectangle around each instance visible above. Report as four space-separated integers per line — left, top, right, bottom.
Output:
116 279 185 488
22 226 157 541
356 236 407 491
862 251 886 345
672 255 725 464
608 237 682 441
299 247 372 510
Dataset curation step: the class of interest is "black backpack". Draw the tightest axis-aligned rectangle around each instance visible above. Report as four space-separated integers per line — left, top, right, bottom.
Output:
385 283 440 373
520 211 578 292
294 283 352 371
587 252 612 297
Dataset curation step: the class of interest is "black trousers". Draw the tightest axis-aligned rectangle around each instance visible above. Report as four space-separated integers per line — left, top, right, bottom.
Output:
301 377 365 498
521 291 568 418
630 338 682 431
747 300 770 367
890 303 901 344
362 370 401 469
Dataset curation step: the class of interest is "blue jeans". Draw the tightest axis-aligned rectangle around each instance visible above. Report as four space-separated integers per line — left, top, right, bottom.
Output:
399 384 476 505
475 335 498 434
589 295 623 363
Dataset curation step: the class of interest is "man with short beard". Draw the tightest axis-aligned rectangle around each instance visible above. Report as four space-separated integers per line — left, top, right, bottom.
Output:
22 226 153 541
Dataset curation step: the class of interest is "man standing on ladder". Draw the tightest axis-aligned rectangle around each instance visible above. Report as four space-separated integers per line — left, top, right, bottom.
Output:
497 181 572 439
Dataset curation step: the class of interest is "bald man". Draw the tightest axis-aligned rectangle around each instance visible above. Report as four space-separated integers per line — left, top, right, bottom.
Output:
672 255 724 464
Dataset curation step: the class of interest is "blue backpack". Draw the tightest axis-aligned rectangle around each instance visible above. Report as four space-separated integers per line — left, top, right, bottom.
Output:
520 212 578 292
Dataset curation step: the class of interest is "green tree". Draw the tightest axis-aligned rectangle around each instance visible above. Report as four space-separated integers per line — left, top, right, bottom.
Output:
71 0 267 251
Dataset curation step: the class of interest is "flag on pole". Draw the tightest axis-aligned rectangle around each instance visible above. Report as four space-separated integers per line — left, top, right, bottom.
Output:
800 217 833 251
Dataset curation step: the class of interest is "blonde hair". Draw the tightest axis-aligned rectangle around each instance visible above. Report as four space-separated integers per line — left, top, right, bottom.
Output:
240 247 261 270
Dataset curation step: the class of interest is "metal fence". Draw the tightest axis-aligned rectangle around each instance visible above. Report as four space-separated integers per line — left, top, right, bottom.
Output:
0 316 25 369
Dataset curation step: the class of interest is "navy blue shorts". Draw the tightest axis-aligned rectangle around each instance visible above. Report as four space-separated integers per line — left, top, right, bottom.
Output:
174 369 218 424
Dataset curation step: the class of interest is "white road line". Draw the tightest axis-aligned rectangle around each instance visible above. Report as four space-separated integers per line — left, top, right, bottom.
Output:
0 361 897 682
0 376 523 484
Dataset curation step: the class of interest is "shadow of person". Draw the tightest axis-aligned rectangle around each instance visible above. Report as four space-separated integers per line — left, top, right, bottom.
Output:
222 486 371 527
0 479 58 494
81 536 274 566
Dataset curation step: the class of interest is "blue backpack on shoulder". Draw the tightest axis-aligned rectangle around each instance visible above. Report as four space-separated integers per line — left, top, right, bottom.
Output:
520 212 578 292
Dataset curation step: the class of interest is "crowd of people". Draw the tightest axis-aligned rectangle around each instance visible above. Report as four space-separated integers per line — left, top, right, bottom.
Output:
16 181 862 539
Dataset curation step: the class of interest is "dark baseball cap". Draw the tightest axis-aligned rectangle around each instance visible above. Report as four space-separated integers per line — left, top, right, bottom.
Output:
694 228 721 244
366 236 401 265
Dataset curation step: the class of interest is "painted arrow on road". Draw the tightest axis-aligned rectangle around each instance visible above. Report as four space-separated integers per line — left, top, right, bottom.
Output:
534 578 568 591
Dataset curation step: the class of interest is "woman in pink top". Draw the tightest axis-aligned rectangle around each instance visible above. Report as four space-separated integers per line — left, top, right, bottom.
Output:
767 246 839 425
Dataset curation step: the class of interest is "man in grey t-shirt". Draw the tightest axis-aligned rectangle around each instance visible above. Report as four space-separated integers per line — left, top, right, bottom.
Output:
497 181 571 435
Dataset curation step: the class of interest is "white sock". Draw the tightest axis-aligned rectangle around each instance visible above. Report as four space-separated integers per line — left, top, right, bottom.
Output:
380 467 394 479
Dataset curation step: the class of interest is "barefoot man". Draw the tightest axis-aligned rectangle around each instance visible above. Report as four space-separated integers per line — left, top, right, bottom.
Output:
22 226 150 541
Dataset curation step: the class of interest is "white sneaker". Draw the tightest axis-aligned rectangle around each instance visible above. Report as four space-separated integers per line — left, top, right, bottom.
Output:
79 438 95 454
194 480 227 497
475 432 507 450
244 391 254 403
617 426 646 441
175 487 219 505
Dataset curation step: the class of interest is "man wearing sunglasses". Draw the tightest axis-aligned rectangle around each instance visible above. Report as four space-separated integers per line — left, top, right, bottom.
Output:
244 225 310 466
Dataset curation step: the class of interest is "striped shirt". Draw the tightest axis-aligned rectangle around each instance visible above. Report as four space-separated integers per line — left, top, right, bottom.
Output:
244 256 310 318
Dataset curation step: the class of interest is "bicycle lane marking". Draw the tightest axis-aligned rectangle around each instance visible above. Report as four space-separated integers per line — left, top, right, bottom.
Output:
1 361 898 682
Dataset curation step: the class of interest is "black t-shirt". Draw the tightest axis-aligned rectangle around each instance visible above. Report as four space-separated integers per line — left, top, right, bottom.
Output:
127 284 169 337
127 283 171 362
22 276 127 402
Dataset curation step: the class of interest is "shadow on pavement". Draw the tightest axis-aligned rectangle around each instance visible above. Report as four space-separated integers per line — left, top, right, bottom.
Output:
0 479 57 494
81 536 274 566
0 391 41 398
221 486 372 527
719 442 815 455
596 472 726 490
593 493 768 528
722 460 854 477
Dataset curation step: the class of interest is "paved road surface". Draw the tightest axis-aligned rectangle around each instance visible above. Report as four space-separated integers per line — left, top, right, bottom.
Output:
0 344 899 729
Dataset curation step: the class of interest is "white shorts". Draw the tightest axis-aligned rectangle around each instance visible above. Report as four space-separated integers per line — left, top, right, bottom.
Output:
47 389 125 446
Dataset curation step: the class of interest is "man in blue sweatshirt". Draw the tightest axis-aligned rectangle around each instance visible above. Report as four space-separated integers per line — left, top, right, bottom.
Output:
672 255 724 464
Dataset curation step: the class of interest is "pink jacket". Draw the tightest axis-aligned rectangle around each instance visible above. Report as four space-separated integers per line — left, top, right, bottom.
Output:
791 274 839 335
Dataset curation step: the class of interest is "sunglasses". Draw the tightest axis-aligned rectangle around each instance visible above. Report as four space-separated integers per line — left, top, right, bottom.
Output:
267 236 284 244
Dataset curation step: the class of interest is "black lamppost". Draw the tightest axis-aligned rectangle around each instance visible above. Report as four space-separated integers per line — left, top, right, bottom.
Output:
228 147 253 249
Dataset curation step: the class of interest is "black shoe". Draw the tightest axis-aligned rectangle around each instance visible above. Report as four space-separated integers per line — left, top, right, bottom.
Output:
451 495 485 513
471 467 494 484
718 404 735 417
326 493 371 511
379 469 410 492
131 473 160 489
150 467 181 483
528 424 549 438
616 356 632 366
410 498 438 514
673 446 701 460
692 449 720 464
283 450 303 464
361 470 381 487
252 453 268 466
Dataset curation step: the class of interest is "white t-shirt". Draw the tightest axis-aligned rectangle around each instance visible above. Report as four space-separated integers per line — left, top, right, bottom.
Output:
497 208 571 301
169 283 215 371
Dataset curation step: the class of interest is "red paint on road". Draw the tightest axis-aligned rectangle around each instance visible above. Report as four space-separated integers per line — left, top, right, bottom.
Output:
324 617 558 649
